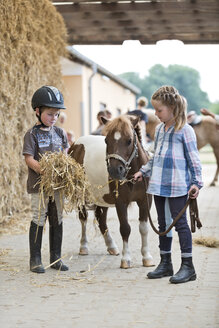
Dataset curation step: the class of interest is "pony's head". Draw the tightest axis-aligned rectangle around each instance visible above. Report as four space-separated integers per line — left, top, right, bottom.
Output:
102 115 140 180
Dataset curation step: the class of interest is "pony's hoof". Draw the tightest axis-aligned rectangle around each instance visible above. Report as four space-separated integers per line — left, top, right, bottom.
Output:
79 247 88 255
107 248 120 256
210 182 216 187
120 260 131 269
142 259 155 267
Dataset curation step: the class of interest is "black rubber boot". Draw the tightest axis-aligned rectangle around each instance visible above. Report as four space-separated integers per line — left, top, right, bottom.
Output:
147 253 173 279
49 223 69 271
169 257 196 284
29 221 45 273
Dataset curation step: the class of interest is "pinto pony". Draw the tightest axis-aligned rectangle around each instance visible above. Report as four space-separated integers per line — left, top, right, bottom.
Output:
68 115 154 269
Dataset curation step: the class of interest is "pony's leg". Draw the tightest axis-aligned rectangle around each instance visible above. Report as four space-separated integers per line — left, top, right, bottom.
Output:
95 206 119 255
115 201 131 269
210 147 219 186
78 206 89 255
215 167 219 182
138 201 154 267
210 162 219 186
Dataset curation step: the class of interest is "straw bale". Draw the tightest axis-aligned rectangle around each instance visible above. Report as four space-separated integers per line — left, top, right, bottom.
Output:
0 0 68 229
38 152 94 212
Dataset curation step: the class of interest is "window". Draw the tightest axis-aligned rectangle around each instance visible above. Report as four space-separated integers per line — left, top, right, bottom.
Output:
101 75 110 82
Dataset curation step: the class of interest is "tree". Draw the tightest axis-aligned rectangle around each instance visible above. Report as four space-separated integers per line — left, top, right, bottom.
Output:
209 102 219 115
119 64 210 112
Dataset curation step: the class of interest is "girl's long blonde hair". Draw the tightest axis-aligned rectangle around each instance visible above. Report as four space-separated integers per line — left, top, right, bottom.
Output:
151 86 187 131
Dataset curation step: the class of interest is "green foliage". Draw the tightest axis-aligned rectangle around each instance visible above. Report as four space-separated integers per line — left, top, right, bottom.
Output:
119 65 211 112
209 102 219 115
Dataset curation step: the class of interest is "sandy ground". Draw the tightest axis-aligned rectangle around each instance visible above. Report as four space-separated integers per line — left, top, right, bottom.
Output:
0 164 219 328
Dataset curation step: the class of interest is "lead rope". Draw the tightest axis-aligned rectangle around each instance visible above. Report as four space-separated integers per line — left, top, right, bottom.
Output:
144 181 202 236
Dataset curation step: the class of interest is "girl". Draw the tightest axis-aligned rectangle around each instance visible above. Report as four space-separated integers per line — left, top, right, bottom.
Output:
134 86 203 284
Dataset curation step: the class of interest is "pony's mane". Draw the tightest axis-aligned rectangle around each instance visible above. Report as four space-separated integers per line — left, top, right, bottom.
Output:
103 114 143 144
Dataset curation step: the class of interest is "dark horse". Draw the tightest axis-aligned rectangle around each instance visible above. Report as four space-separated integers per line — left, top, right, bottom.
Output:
69 115 154 269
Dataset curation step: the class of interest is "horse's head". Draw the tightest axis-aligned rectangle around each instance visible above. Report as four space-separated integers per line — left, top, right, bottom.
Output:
102 115 140 180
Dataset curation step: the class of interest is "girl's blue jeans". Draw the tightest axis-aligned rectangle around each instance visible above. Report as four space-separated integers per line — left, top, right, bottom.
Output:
154 194 192 257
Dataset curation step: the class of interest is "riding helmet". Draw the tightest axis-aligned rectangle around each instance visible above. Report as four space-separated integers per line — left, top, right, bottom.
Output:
31 86 66 110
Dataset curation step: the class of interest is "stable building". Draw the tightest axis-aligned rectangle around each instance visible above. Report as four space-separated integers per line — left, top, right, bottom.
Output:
61 46 140 138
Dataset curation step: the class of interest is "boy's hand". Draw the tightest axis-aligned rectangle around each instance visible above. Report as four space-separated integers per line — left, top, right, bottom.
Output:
133 171 143 182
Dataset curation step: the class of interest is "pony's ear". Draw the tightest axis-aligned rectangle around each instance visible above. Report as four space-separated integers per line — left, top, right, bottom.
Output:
101 116 109 125
129 115 140 128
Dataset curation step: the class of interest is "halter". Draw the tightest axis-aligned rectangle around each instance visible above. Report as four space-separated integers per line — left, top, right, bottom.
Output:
106 130 138 177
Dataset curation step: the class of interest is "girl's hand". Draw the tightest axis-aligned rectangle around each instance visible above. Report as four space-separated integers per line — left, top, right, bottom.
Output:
188 185 199 199
133 171 143 182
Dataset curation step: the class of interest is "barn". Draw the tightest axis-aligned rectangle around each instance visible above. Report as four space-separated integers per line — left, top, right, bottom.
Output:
61 47 140 138
1 0 219 226
1 1 219 327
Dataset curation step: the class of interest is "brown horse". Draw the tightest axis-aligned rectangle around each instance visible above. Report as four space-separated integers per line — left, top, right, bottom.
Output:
190 116 219 186
69 115 154 269
102 115 154 268
144 109 161 140
144 109 219 186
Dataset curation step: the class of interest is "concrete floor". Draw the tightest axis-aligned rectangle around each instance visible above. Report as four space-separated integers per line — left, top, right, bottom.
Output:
0 164 219 328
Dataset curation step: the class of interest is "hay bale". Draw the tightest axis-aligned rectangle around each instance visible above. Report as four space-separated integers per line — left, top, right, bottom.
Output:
38 152 94 212
0 0 67 226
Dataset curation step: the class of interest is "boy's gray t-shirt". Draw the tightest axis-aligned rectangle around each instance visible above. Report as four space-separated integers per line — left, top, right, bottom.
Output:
23 125 69 194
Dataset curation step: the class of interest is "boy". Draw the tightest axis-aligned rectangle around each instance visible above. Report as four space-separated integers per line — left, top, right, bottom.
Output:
23 86 69 273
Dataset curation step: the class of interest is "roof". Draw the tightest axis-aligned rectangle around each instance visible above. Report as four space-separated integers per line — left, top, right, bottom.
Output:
67 46 141 94
52 0 219 45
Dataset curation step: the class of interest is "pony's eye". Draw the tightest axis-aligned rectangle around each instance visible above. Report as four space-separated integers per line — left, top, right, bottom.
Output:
127 138 132 146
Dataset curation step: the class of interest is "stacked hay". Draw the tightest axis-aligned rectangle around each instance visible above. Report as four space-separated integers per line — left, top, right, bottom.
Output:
0 0 67 227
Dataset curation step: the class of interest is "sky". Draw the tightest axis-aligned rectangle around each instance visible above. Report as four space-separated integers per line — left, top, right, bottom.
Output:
74 41 219 103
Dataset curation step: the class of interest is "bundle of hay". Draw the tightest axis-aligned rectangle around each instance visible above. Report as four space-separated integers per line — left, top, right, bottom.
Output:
193 236 219 248
38 152 94 212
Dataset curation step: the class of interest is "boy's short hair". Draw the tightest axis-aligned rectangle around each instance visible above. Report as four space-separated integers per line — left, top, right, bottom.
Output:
39 106 60 113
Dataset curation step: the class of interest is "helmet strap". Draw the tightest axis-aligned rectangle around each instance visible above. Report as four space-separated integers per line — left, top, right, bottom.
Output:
36 107 50 128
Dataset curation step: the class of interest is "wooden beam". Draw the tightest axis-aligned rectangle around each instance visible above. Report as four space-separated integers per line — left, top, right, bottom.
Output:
63 12 219 25
52 0 135 2
52 0 219 44
56 1 219 14
67 33 219 45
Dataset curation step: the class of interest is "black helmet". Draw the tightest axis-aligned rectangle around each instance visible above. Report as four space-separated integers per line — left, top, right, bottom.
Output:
31 86 66 110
